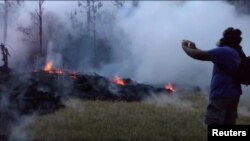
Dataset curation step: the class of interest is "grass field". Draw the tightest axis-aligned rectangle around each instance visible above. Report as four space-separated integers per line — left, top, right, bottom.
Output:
25 93 250 141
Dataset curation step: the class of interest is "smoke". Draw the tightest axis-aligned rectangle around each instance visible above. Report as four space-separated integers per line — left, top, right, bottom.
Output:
238 93 250 117
63 98 84 113
1 2 250 140
111 1 250 88
0 73 31 141
238 106 250 117
2 1 250 89
9 115 36 141
144 93 194 110
46 41 63 68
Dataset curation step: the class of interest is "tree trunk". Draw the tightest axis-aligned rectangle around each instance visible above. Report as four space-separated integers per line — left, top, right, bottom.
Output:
92 1 96 49
87 0 91 33
39 0 43 56
3 0 8 43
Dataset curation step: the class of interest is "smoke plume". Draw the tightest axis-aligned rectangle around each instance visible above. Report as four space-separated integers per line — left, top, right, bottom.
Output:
113 1 250 88
1 1 250 89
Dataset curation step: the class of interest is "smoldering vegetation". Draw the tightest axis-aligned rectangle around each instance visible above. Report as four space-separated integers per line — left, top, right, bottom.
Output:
0 62 174 140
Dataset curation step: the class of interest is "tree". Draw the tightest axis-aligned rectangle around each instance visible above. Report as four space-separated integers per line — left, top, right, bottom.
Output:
18 10 65 68
77 0 103 67
79 0 102 46
2 0 23 44
76 1 127 67
37 0 44 56
3 0 9 44
19 0 44 56
112 0 125 8
78 0 125 47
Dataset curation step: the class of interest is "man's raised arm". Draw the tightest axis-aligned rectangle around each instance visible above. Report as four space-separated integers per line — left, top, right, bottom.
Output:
182 40 211 61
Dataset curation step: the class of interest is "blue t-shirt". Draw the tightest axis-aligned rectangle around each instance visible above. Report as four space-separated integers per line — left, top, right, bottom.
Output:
207 46 242 99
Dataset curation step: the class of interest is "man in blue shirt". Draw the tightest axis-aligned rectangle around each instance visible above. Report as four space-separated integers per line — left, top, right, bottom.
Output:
182 27 246 125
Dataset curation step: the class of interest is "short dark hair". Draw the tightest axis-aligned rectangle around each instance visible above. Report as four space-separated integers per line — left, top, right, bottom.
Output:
218 27 242 49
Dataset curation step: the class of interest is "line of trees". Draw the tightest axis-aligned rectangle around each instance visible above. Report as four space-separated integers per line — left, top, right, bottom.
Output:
16 1 126 69
2 0 250 72
4 1 137 70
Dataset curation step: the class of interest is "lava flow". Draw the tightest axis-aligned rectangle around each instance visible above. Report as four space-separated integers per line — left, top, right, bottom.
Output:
44 61 53 72
113 75 126 86
42 61 80 80
165 83 175 92
44 61 64 74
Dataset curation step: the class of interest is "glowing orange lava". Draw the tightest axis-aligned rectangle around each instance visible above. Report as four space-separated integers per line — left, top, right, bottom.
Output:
44 61 53 72
165 83 175 92
113 75 126 86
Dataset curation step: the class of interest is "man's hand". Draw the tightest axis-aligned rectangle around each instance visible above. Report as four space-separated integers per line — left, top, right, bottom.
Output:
182 40 197 49
181 40 211 61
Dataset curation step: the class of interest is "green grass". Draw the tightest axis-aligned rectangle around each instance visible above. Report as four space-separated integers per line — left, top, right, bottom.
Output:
27 93 250 141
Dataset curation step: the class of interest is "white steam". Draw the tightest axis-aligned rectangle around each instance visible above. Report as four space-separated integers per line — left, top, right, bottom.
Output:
238 106 250 117
46 41 63 68
63 98 84 113
114 1 250 88
1 1 250 88
9 116 36 141
144 93 194 109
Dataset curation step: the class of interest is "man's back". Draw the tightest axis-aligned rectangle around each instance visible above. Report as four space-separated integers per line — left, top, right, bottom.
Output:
208 46 242 99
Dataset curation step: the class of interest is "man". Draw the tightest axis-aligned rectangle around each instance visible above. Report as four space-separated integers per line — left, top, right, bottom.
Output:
182 27 246 125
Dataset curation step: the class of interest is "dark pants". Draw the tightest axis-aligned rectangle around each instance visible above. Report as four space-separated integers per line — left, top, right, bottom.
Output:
205 96 240 125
